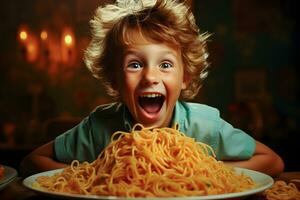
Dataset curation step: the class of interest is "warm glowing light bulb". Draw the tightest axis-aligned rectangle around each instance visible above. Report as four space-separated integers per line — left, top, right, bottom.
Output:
64 34 72 46
40 30 48 40
19 31 27 41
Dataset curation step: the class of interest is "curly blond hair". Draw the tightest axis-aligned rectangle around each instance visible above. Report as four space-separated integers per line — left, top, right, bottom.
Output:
84 0 210 99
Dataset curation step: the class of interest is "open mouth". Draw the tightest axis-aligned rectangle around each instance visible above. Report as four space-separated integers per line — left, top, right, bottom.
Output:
138 94 165 114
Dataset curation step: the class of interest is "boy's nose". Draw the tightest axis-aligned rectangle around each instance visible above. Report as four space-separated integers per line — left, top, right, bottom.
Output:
142 67 159 85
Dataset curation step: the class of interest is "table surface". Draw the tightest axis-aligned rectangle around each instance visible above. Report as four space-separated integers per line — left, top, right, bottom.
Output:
1 172 299 200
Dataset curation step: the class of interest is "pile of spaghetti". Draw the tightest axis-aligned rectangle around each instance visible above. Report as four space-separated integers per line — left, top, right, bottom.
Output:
34 124 256 197
264 180 300 200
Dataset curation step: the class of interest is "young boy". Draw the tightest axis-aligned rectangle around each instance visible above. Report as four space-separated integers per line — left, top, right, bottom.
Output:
20 0 284 177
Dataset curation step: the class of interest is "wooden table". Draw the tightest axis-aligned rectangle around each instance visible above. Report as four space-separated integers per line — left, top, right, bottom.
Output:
1 172 299 200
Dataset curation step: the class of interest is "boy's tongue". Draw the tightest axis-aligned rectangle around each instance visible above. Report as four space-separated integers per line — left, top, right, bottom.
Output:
140 98 162 113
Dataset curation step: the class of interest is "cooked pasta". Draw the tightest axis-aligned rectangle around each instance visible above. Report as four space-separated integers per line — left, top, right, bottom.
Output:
34 124 256 197
264 180 300 200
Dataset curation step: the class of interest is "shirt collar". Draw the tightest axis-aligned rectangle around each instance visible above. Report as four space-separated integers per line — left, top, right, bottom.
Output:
170 100 186 131
121 103 134 132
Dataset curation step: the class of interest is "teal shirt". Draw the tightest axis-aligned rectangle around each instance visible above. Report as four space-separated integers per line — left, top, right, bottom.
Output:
55 101 255 163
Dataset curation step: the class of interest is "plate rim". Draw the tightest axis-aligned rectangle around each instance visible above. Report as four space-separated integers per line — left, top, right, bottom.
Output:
22 167 274 200
0 165 18 191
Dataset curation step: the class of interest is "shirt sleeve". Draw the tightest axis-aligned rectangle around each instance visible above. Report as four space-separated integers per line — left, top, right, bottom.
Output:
54 117 98 163
53 103 124 164
215 118 256 160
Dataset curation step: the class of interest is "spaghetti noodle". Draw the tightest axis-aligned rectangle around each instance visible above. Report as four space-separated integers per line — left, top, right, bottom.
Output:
264 180 300 200
34 124 256 197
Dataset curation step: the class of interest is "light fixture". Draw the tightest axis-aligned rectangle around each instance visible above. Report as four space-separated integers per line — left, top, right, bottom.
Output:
17 25 76 66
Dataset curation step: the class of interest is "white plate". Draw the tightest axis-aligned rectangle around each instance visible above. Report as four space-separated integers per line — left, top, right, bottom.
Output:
23 167 273 200
0 165 18 191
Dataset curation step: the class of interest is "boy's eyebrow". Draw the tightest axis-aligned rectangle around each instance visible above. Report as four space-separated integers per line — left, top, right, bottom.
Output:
123 49 140 55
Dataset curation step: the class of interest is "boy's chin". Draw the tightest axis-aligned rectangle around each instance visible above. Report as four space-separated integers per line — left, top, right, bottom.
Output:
137 115 169 128
137 106 166 127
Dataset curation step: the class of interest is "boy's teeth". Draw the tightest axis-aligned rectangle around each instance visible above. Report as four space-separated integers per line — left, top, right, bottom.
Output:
141 94 161 98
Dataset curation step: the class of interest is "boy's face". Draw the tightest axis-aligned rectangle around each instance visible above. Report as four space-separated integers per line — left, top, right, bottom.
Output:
116 36 188 128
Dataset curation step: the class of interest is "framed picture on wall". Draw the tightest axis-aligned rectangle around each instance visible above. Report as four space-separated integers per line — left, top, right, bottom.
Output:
235 69 266 101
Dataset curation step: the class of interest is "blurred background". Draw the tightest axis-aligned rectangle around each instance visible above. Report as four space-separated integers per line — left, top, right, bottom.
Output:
0 0 299 172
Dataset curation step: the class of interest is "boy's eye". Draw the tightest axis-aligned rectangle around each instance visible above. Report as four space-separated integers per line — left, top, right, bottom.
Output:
160 62 173 69
127 62 142 70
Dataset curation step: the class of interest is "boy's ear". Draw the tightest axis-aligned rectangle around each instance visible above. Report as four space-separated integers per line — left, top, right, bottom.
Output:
181 73 191 90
